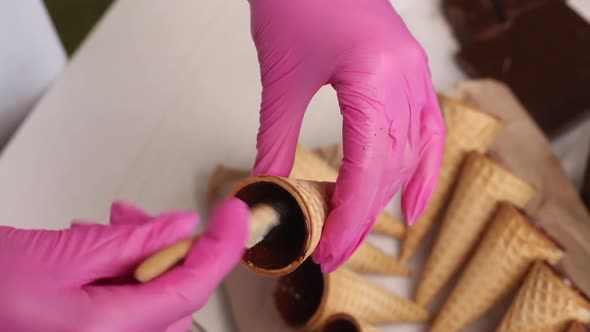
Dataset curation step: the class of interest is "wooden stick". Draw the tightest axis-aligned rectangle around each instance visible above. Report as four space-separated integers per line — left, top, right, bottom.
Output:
134 203 280 283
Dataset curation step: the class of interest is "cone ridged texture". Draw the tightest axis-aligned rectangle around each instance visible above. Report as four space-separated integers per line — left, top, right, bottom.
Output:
344 241 410 277
309 268 429 329
415 152 535 306
321 314 383 332
400 96 503 264
292 145 406 238
430 203 564 332
372 212 406 238
497 262 590 332
230 176 333 276
313 144 344 170
291 145 339 182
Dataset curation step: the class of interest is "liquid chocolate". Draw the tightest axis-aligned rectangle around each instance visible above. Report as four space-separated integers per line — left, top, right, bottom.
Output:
273 259 324 328
323 318 359 332
234 182 307 271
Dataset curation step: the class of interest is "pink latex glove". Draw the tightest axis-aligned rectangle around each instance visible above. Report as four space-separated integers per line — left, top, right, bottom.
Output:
250 0 446 272
0 198 250 332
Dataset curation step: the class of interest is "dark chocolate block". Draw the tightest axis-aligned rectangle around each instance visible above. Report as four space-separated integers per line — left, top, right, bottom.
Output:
443 0 563 45
502 0 563 16
443 0 500 44
457 1 590 136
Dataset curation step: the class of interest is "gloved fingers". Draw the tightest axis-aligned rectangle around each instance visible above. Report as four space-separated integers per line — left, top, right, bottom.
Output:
252 67 322 177
0 226 47 254
401 76 445 225
66 212 199 285
372 67 426 222
84 198 250 329
312 78 395 273
110 201 200 230
110 201 152 225
69 201 152 228
147 198 249 307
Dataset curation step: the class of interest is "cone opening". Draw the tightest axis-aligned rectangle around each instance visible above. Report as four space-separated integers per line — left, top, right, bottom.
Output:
274 259 324 328
234 181 307 272
322 314 360 332
464 153 536 194
510 205 565 251
543 261 590 304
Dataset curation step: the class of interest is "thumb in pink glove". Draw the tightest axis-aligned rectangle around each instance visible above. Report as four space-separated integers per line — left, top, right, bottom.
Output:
250 0 446 273
0 198 250 332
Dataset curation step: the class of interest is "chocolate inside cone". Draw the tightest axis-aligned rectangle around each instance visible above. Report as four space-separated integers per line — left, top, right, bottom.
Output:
234 182 307 271
323 315 360 332
274 259 324 328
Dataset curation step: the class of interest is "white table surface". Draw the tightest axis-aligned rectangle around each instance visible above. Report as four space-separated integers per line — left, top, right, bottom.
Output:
0 0 588 331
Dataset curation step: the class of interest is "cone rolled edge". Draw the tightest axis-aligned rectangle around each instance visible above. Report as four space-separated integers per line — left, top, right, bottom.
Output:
229 175 332 276
542 262 590 314
498 261 590 332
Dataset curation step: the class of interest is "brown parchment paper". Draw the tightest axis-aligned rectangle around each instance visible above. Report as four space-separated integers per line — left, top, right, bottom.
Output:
223 79 590 332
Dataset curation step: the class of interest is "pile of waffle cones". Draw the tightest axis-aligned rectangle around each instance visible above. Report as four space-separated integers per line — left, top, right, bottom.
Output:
411 98 589 332
207 95 589 331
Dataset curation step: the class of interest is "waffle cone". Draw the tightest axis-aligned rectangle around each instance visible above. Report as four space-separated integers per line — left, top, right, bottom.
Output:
400 96 503 264
206 165 250 211
292 145 405 238
372 212 406 238
430 203 564 332
274 261 429 330
321 314 383 332
313 144 344 170
291 145 339 182
497 262 590 332
309 267 429 328
344 241 410 277
567 321 590 332
415 152 535 306
230 176 333 276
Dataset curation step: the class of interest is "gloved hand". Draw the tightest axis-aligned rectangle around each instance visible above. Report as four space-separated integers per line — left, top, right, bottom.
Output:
0 198 250 332
250 0 446 272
